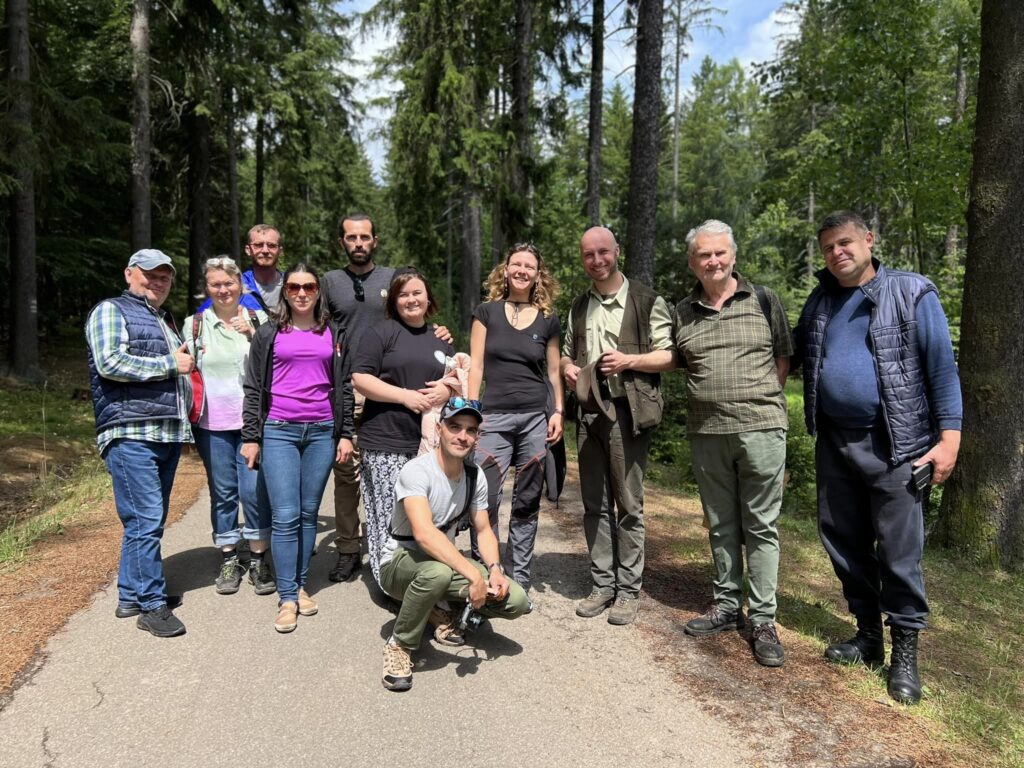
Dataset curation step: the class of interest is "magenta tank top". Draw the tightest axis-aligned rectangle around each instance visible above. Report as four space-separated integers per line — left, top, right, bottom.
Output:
267 327 335 423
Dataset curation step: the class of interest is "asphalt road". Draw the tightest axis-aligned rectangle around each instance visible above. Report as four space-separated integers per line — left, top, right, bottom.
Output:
0 475 762 768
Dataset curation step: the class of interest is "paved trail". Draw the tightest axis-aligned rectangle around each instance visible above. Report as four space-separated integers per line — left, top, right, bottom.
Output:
0 476 767 768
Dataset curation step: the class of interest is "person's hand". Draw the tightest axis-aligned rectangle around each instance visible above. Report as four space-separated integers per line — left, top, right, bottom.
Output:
174 342 194 374
240 442 260 470
598 350 634 377
546 412 564 443
404 389 433 413
487 569 510 602
433 324 454 344
467 571 488 609
420 381 449 408
913 432 961 485
230 306 254 338
336 438 354 465
564 364 581 388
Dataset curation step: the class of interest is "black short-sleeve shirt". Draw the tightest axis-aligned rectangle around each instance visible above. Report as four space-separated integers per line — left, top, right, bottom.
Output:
473 301 561 413
353 319 453 453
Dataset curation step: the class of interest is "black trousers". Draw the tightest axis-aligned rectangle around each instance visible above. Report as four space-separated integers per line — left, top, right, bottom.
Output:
815 422 928 630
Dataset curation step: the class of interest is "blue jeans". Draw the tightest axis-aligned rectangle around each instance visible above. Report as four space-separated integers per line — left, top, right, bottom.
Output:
103 439 182 611
193 427 270 547
261 420 335 602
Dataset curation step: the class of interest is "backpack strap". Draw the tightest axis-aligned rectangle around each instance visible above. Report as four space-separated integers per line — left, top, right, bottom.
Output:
246 307 261 329
191 310 204 349
391 461 479 542
754 284 773 334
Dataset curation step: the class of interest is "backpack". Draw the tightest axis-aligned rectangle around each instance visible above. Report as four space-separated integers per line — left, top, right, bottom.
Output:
188 308 261 423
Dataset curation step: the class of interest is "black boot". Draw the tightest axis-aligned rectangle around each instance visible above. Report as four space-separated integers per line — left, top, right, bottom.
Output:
824 616 885 666
887 626 922 705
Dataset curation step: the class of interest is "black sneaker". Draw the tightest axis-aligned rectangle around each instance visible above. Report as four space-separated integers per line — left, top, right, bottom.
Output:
136 605 186 637
684 605 744 636
751 622 785 667
115 595 182 619
215 556 245 594
248 559 277 596
328 552 362 582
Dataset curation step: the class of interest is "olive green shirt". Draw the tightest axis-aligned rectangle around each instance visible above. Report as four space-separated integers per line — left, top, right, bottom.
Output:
673 273 792 435
563 276 674 398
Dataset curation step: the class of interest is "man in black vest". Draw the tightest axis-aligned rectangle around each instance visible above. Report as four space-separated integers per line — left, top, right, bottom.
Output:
560 226 675 625
793 211 962 704
85 249 195 638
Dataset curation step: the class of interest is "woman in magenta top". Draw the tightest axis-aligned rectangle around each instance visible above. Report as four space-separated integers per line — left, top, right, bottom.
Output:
241 263 354 633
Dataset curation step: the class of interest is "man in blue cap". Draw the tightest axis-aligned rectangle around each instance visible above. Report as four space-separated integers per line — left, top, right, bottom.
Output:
85 249 195 637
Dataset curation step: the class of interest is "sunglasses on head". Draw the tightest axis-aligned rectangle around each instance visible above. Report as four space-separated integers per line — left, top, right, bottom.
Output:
446 396 482 410
285 282 319 296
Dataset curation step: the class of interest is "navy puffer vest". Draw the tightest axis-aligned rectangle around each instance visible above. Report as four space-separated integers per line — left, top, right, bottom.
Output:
88 291 181 433
800 262 936 464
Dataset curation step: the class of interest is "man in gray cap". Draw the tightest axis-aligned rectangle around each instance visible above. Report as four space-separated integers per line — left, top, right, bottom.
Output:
85 249 195 637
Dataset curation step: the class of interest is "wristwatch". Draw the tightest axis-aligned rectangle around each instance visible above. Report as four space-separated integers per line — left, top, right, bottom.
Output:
485 562 505 575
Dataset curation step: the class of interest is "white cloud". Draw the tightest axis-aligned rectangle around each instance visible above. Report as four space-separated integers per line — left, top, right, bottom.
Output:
736 8 795 74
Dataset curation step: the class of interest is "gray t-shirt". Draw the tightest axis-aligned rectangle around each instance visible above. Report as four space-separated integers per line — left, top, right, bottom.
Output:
379 451 489 566
322 265 396 357
255 273 284 309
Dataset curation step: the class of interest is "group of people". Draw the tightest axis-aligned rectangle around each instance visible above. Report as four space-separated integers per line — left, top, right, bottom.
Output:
86 209 960 702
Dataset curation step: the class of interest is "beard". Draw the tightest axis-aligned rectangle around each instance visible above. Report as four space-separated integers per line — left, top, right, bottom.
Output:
345 245 374 266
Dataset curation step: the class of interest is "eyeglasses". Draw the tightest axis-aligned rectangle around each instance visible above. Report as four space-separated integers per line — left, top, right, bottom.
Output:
510 242 540 258
352 276 364 301
447 397 482 411
285 282 319 296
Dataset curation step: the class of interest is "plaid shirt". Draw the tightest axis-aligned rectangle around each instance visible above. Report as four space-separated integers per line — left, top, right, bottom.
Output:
673 273 793 435
85 298 193 455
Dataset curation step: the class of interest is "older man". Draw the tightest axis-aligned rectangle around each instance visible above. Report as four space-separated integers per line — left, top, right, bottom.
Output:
672 220 792 667
85 249 194 637
793 211 962 704
560 226 675 625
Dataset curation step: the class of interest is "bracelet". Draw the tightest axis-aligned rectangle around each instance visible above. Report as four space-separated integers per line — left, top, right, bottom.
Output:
553 407 564 414
486 562 504 574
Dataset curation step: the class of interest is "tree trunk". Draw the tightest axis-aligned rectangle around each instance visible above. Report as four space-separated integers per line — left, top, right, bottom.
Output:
508 0 533 240
584 0 604 226
670 0 682 257
944 43 969 270
255 114 265 223
130 0 151 251
806 104 817 279
5 0 40 380
226 88 240 260
939 0 1024 570
624 0 664 287
460 184 482 333
186 106 212 313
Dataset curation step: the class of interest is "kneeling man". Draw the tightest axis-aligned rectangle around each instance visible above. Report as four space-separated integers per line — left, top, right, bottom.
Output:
378 398 530 691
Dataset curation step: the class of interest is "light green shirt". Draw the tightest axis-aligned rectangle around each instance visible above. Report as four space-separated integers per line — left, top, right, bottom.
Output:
562 276 673 397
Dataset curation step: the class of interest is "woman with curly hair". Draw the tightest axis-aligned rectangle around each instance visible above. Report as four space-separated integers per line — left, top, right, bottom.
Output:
468 243 563 605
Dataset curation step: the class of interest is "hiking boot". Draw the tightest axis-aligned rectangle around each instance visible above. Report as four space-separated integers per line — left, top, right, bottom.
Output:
215 556 244 595
298 589 318 616
382 641 413 692
136 605 186 638
429 606 466 646
824 618 885 667
607 594 640 625
248 558 276 596
115 595 181 619
328 552 361 582
575 588 615 618
684 605 743 636
274 601 298 633
887 627 922 705
751 622 785 667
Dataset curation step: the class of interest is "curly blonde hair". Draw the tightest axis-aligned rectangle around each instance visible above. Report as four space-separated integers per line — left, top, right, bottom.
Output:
484 243 560 318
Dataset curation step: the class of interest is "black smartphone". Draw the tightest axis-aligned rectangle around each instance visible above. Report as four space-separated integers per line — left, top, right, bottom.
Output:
911 462 932 492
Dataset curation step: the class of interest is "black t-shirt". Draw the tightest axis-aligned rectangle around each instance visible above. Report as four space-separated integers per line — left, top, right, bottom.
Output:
353 319 453 453
473 301 561 413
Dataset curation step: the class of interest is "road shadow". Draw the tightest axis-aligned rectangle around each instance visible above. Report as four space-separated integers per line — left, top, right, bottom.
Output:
377 617 524 679
163 546 221 596
530 550 592 601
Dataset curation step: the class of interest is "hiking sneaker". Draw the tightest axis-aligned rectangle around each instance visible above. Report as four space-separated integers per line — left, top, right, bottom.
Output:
607 594 640 625
751 622 785 667
136 605 186 638
575 588 616 618
382 641 413 692
215 556 245 595
429 606 466 646
116 595 181 619
274 601 298 633
248 559 276 596
328 552 361 582
684 605 744 636
298 589 318 616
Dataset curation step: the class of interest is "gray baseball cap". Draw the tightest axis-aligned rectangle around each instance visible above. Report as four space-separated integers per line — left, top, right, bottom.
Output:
127 249 176 274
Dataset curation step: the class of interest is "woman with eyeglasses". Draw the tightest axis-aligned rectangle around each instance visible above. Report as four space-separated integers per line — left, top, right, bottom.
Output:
350 269 454 588
468 243 563 603
185 257 274 598
241 264 354 633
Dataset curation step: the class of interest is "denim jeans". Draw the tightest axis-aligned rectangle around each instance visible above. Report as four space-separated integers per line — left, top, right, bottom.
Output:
103 439 182 611
261 420 335 602
193 427 270 547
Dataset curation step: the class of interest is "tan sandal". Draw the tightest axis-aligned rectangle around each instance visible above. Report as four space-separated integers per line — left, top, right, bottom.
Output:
298 589 318 616
275 601 298 633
